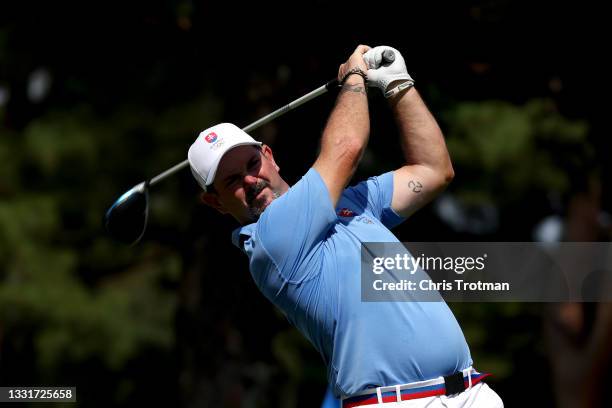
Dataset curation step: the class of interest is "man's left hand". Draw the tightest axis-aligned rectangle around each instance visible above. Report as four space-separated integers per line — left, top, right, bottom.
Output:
364 46 413 93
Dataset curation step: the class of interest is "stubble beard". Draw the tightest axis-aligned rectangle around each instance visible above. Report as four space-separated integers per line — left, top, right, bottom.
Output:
246 180 281 221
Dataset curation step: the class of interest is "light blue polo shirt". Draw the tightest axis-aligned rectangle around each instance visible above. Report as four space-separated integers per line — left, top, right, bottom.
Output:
232 168 472 398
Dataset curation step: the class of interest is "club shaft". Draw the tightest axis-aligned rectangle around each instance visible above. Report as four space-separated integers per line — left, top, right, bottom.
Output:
242 83 331 133
149 79 338 187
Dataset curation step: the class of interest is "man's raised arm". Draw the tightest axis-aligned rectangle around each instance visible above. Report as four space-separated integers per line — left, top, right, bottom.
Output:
313 45 371 206
365 46 455 218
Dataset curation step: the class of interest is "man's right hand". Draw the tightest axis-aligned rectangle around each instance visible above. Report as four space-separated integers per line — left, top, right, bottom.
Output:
337 44 371 84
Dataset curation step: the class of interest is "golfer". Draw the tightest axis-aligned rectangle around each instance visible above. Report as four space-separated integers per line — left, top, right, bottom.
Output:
188 45 503 407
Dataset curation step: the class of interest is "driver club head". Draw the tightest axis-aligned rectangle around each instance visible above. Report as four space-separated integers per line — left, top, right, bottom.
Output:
104 181 150 245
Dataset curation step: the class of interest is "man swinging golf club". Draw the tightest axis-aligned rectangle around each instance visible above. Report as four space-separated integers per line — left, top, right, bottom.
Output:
188 45 503 407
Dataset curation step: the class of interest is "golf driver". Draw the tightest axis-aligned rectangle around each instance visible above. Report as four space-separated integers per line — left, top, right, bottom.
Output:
105 50 395 245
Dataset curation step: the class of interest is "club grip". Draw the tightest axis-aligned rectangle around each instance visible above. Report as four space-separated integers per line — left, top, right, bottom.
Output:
382 49 395 65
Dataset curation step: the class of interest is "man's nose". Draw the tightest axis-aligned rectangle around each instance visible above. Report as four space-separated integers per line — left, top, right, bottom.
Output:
243 174 259 187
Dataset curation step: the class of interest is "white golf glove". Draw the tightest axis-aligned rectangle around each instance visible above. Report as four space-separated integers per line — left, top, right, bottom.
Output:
364 46 414 98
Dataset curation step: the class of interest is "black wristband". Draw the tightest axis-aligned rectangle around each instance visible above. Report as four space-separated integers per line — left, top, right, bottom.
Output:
341 68 367 85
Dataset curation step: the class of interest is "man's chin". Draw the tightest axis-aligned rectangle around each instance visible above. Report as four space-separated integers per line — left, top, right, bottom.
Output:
247 194 278 220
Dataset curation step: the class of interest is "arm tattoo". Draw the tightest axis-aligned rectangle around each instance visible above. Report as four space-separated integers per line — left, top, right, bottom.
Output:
408 180 423 193
339 83 367 95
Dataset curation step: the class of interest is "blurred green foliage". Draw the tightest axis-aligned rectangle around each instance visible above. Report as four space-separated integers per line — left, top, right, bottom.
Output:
445 99 590 205
0 91 220 403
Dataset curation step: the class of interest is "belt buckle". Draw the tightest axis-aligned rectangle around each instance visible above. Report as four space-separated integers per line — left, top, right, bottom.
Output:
443 371 466 396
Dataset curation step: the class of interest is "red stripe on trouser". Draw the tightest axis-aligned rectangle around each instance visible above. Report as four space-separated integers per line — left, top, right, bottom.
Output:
342 373 492 408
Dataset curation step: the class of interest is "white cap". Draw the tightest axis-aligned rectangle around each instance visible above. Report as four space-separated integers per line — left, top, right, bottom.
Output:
188 123 262 191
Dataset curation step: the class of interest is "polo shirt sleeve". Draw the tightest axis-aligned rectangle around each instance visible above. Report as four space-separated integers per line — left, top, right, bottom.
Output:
344 170 406 229
255 168 337 283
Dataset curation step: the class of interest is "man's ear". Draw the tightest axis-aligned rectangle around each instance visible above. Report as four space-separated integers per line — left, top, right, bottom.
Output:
200 192 227 214
261 144 280 171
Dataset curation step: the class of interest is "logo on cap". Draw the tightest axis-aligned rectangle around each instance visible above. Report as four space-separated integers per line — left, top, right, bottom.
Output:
204 132 218 143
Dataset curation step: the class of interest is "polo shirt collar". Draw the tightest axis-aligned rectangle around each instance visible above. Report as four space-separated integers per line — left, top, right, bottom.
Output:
231 223 256 249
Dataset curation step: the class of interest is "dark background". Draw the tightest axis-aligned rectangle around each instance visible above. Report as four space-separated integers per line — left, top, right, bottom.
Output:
1 1 610 407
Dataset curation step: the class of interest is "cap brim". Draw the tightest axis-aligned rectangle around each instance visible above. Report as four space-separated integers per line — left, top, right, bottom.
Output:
204 141 262 187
